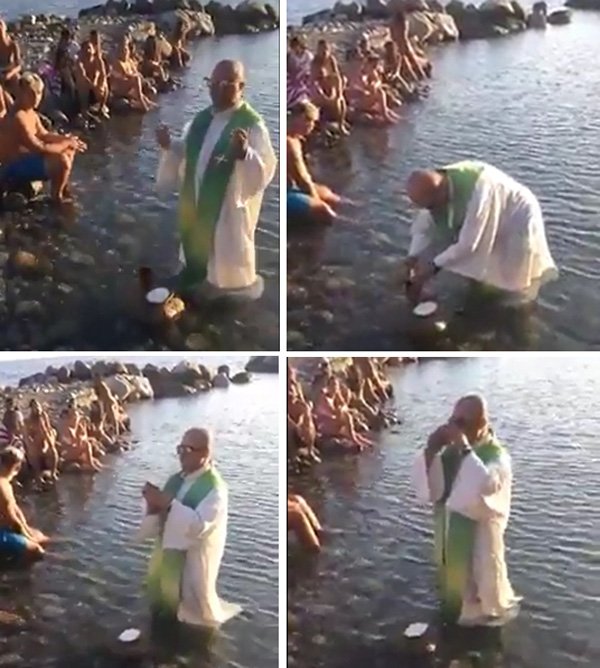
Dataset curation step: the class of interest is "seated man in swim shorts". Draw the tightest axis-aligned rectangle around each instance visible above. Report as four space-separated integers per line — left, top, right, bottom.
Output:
0 72 87 203
287 100 341 224
0 447 48 563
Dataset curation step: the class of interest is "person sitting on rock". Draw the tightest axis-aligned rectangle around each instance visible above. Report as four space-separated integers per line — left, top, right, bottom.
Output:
0 19 22 97
57 402 102 473
110 36 156 112
75 40 110 119
310 66 350 135
141 35 170 90
89 30 110 75
0 447 48 563
344 48 399 125
169 19 191 69
288 382 319 462
287 101 341 224
287 36 313 107
288 493 322 552
310 39 345 90
2 397 25 447
382 40 414 99
0 81 13 119
389 10 431 82
364 52 403 112
23 399 60 483
0 72 87 203
88 400 117 452
94 378 125 436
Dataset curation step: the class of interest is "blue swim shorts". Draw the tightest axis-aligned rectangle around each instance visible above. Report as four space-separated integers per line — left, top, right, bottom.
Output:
0 529 28 557
287 188 312 217
0 154 49 185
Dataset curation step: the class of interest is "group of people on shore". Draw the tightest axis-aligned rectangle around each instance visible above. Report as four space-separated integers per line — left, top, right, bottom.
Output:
287 357 403 551
287 10 432 223
0 378 131 561
0 16 191 203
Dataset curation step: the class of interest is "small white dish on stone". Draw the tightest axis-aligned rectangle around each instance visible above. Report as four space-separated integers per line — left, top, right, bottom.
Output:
146 287 170 304
412 301 438 318
404 622 429 638
118 628 141 643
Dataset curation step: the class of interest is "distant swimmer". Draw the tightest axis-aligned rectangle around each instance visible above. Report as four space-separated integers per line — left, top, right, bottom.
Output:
402 160 558 305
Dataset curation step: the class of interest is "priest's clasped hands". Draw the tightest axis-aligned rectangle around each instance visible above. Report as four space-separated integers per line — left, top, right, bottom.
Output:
143 482 172 515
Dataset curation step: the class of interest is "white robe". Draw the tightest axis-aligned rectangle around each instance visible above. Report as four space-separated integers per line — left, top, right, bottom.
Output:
156 103 277 290
137 465 241 627
411 447 521 625
409 163 558 299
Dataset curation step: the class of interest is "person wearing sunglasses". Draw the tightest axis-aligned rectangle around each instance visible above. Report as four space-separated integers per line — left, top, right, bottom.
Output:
137 427 240 627
410 394 521 627
156 59 276 302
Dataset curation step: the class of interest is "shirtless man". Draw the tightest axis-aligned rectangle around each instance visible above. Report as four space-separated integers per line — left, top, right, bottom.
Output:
0 72 87 202
110 37 156 112
23 400 59 482
57 402 102 473
88 400 116 451
169 20 191 69
75 40 110 118
141 35 169 89
0 19 22 96
2 397 25 446
310 67 349 134
389 11 431 82
345 49 399 124
287 100 341 224
288 493 322 551
0 448 48 562
94 379 124 436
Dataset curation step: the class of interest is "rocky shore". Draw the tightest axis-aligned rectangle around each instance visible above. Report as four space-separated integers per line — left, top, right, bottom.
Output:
1 356 273 422
292 0 573 46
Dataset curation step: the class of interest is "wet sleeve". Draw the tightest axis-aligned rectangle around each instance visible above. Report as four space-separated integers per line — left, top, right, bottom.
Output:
161 486 227 551
136 512 161 541
156 121 192 194
410 448 445 503
408 210 435 257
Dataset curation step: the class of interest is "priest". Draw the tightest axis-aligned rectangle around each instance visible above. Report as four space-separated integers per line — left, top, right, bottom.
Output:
402 161 558 305
156 59 277 301
137 427 240 627
410 395 521 626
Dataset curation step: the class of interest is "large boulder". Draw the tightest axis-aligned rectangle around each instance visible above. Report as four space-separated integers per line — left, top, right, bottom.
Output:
78 4 105 17
231 371 251 384
155 9 215 36
332 1 363 20
409 11 459 43
127 375 154 400
171 361 209 388
364 0 392 19
104 375 134 401
91 360 111 377
246 356 278 373
302 9 332 25
72 360 93 381
56 366 71 384
212 372 230 388
125 363 141 376
132 0 154 13
547 8 571 24
19 372 46 387
528 6 547 28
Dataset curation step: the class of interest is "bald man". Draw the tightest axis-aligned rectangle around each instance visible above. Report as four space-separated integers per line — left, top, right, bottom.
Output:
402 161 558 305
410 395 521 626
156 59 277 301
137 427 241 627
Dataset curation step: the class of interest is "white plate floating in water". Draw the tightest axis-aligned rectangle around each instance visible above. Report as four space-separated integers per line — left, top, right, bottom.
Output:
404 622 429 638
412 301 438 318
118 628 141 643
146 287 170 304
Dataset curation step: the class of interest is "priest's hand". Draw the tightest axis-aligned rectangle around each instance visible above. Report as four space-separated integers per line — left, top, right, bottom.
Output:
444 423 470 450
156 124 171 150
427 424 451 453
230 128 249 160
143 482 172 513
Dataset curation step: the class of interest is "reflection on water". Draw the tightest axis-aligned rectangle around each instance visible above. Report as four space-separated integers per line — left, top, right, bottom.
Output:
0 373 279 668
287 7 600 351
288 358 599 668
0 19 280 350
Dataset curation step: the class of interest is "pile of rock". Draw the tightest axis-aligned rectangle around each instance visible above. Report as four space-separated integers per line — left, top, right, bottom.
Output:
77 0 279 35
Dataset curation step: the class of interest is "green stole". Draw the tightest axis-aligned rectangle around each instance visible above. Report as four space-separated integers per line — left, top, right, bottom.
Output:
431 160 484 238
432 435 505 623
178 101 263 290
145 466 224 616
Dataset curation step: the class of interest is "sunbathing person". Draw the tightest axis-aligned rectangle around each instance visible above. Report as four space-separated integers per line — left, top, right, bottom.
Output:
94 379 126 436
287 101 341 224
311 39 344 86
288 384 319 461
75 40 110 118
310 66 350 135
0 19 22 96
313 376 373 450
169 20 191 69
0 448 48 563
141 35 170 89
110 38 156 112
2 398 24 447
57 403 102 473
382 40 414 99
288 493 322 551
0 72 87 202
88 400 117 451
23 399 59 483
390 10 431 82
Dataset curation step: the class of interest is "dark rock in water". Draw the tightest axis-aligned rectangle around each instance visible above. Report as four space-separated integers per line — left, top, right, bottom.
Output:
364 0 392 19
547 8 571 23
171 360 207 388
142 362 160 376
332 1 363 21
132 0 155 13
125 362 141 375
447 0 526 40
246 356 278 373
217 364 230 377
45 365 59 378
565 0 600 7
231 371 251 384
212 372 230 388
302 9 331 25
56 366 71 384
109 361 129 376
19 372 46 387
91 360 111 377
